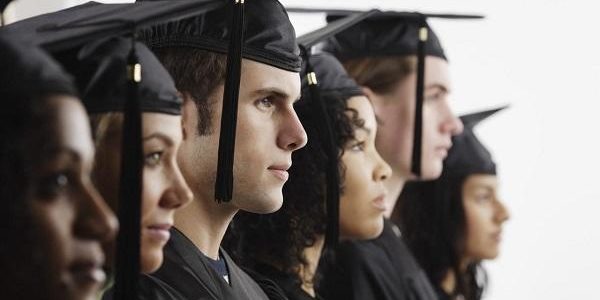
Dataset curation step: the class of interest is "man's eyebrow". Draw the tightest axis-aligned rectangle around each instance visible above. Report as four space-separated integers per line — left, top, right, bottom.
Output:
143 132 174 146
252 87 304 104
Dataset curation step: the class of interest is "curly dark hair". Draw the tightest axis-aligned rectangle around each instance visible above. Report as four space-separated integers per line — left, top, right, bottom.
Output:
224 90 365 285
397 174 487 300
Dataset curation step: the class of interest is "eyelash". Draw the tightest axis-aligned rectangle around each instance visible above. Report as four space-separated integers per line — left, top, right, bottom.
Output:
256 97 275 109
348 141 366 152
426 91 445 102
38 172 72 198
144 151 163 167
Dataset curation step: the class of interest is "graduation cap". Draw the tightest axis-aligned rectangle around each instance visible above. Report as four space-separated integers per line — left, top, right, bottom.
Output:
138 0 302 202
71 36 181 115
2 1 225 299
289 8 483 177
0 35 76 99
444 105 509 176
296 9 378 247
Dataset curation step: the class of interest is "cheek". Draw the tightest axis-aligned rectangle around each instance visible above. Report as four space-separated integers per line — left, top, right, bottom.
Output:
141 170 167 221
30 201 73 276
464 204 494 254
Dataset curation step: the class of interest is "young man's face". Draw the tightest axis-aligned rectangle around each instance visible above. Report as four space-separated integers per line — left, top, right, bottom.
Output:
178 59 306 213
369 56 463 180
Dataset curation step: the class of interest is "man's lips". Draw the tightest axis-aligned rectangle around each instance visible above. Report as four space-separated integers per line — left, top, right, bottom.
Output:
268 164 291 181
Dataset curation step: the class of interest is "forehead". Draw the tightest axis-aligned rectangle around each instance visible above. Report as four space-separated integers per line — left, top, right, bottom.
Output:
347 95 376 129
42 96 94 160
464 174 498 189
424 56 451 89
240 59 301 100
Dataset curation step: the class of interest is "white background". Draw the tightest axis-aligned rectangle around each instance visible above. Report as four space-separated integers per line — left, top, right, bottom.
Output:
5 0 600 299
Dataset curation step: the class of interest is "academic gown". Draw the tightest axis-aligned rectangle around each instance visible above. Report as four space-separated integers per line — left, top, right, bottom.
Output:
245 263 324 300
317 219 437 300
136 227 269 300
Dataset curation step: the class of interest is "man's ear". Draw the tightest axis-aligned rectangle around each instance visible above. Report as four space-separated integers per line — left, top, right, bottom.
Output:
362 86 383 115
180 93 197 140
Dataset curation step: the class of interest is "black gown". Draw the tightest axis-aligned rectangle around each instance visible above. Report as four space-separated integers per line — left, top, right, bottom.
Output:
137 227 269 300
245 263 324 300
318 219 437 300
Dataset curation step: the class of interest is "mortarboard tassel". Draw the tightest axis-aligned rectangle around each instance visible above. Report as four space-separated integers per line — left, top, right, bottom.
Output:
113 34 143 300
410 18 427 177
215 0 245 202
302 48 341 249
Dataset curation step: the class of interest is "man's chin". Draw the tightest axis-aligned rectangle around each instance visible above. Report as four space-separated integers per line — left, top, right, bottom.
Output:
238 193 283 214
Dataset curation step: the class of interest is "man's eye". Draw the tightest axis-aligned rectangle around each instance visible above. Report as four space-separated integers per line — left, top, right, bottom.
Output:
144 152 162 167
257 97 274 108
475 194 493 203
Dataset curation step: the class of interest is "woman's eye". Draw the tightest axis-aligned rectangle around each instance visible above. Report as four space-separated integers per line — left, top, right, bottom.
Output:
349 141 366 152
144 152 163 167
38 173 70 198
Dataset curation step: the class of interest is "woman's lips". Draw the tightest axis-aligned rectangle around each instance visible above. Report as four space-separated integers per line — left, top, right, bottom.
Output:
145 224 172 242
69 260 106 288
372 195 388 212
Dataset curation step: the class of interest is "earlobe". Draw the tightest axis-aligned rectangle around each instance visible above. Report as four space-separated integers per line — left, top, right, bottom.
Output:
180 96 197 141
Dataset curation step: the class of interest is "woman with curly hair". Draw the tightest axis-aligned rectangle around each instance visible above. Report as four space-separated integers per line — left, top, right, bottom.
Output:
226 50 391 300
398 107 510 300
0 35 118 300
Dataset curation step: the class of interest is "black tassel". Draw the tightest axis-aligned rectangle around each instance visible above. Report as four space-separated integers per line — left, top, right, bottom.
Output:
215 0 244 203
113 36 142 300
303 49 340 249
411 20 427 177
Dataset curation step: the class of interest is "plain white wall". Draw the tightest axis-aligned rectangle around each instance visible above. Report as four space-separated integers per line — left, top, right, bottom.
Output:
7 0 600 299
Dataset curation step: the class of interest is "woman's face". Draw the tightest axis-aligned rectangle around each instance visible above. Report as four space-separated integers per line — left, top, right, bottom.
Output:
27 96 117 300
339 96 392 240
94 113 193 274
368 56 463 180
462 174 510 261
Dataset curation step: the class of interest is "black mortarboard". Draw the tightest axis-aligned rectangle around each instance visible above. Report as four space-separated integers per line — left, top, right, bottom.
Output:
0 1 225 52
296 10 377 248
139 0 302 202
2 2 224 299
71 36 181 115
289 8 482 178
0 34 76 99
444 106 508 176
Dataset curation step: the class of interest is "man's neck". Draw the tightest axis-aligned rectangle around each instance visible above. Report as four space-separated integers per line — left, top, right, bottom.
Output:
174 195 238 260
383 172 406 219
298 236 325 297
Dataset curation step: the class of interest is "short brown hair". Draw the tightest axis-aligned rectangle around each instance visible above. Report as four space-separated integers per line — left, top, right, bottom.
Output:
343 56 416 95
152 47 228 136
